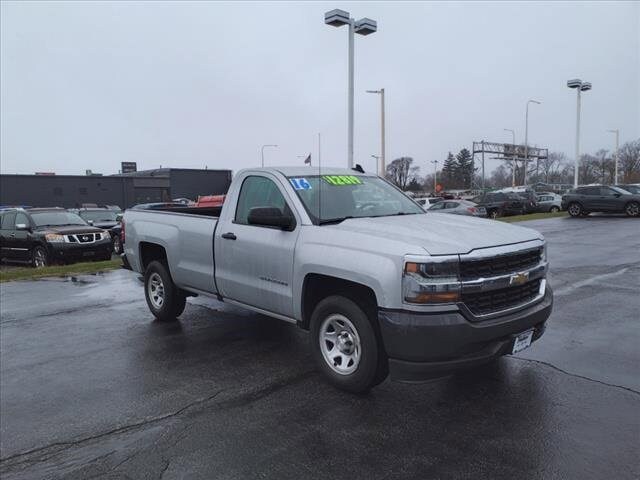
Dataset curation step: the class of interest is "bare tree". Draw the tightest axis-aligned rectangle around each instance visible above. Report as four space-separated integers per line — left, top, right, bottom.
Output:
386 157 416 190
618 139 640 183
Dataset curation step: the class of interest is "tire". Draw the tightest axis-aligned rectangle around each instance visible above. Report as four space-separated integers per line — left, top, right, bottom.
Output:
625 201 639 217
567 202 583 217
32 246 48 268
144 260 187 321
310 295 387 393
112 235 122 254
550 206 560 213
489 209 499 219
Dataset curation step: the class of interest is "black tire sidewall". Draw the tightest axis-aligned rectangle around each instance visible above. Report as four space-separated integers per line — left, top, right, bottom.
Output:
310 295 381 393
32 246 48 268
568 202 582 217
144 261 184 321
625 202 639 217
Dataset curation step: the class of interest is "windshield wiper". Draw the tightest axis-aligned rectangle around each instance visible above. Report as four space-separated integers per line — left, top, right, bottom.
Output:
318 216 354 225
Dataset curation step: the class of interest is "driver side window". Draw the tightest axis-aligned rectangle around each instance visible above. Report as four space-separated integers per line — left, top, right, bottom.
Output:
234 176 289 225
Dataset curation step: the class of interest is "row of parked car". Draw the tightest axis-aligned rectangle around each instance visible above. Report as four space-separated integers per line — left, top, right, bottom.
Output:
0 206 124 268
417 183 640 219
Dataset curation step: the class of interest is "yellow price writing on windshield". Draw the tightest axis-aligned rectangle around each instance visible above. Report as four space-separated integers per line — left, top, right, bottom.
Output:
322 175 363 186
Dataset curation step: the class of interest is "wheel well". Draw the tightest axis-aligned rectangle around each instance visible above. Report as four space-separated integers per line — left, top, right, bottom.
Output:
139 242 167 270
300 274 378 330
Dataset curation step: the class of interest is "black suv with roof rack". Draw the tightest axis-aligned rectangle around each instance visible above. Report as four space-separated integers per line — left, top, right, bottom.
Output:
0 208 112 267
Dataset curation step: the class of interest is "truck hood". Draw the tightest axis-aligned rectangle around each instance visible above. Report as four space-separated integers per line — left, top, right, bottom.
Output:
326 213 543 255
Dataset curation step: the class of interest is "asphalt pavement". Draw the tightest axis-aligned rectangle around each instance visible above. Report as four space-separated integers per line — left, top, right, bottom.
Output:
0 216 638 480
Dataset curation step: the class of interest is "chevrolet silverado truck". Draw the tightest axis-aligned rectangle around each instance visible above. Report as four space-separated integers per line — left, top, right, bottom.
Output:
123 167 553 392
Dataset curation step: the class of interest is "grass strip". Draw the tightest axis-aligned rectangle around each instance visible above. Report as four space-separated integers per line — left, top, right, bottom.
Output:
0 259 121 283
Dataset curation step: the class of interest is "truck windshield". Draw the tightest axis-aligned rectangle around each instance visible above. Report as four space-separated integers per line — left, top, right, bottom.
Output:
31 211 87 227
287 175 424 224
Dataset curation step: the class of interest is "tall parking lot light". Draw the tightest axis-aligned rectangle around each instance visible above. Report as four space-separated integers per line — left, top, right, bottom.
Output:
431 160 438 193
567 79 592 188
261 144 278 167
607 129 619 184
366 89 386 176
524 100 541 186
504 128 516 187
325 9 377 169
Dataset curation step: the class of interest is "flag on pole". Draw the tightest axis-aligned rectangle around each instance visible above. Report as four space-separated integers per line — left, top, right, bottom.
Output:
304 153 311 165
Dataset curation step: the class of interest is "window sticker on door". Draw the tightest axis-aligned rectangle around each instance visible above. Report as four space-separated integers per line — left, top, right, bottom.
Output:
289 178 312 190
321 175 363 185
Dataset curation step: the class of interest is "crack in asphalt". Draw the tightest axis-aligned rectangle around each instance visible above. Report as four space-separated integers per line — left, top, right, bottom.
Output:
0 300 141 325
0 389 226 468
510 356 640 396
0 369 316 474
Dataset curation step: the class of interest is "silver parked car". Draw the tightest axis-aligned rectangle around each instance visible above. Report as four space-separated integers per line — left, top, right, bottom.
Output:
535 193 562 213
427 199 486 217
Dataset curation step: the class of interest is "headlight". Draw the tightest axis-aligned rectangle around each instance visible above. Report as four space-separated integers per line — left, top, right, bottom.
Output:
45 233 66 243
403 259 461 304
541 242 548 262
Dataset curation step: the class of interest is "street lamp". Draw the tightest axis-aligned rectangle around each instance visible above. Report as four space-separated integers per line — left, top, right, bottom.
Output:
260 144 278 167
524 100 541 186
567 79 592 188
431 160 438 193
371 154 380 174
607 129 620 184
325 9 377 169
366 89 385 176
504 128 516 187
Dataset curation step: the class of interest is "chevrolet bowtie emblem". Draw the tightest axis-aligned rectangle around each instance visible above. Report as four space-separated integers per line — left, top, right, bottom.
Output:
510 272 530 286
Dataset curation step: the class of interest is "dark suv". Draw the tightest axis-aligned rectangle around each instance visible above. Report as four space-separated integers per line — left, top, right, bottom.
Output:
471 192 526 219
561 186 640 217
0 208 113 267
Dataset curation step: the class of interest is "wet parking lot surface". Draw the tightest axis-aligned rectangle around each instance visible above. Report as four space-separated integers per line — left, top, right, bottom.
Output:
1 216 638 479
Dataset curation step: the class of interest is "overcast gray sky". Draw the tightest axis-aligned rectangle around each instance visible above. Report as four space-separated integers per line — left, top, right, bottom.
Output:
1 1 638 176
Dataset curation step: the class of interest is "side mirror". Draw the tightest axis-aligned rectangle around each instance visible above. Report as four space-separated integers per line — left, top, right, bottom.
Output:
614 193 621 198
247 207 294 230
15 223 29 231
87 220 94 226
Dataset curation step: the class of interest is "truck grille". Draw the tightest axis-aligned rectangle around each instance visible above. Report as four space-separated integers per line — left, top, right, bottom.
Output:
67 233 101 243
459 247 542 281
462 279 542 316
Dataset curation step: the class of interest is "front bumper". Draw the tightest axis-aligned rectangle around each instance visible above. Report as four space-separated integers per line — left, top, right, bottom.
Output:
46 239 113 263
378 287 553 382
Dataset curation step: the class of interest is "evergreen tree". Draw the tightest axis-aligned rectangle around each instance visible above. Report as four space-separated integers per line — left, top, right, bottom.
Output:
441 152 457 187
455 148 474 188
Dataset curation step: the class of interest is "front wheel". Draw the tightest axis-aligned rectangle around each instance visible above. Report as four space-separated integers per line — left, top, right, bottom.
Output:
550 206 560 213
489 209 499 219
144 261 187 321
310 295 387 393
625 201 639 217
112 235 122 254
567 202 583 217
32 246 48 268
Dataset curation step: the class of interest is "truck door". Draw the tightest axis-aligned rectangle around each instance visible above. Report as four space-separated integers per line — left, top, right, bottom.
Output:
0 212 17 260
214 174 300 318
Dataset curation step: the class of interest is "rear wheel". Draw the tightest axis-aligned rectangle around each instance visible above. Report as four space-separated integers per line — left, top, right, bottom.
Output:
625 201 639 217
31 246 48 268
310 295 387 393
144 261 186 321
489 209 499 219
550 206 560 213
567 202 583 217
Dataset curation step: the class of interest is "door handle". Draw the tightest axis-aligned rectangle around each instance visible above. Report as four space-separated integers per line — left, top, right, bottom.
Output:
221 232 236 240
9 233 16 238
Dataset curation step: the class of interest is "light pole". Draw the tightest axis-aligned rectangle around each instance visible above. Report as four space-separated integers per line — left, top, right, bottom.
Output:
524 100 541 186
366 89 386 176
260 144 278 167
325 9 377 169
607 129 619 184
371 154 380 174
567 79 592 188
431 160 438 193
504 128 516 187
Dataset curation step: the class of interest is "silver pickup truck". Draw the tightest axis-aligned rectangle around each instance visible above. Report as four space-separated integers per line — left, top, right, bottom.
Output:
123 167 553 392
